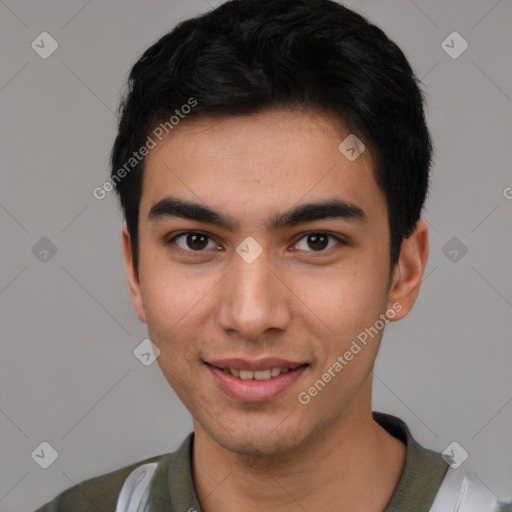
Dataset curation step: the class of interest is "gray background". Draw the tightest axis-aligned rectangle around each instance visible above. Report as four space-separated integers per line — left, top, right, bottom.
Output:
1 0 511 510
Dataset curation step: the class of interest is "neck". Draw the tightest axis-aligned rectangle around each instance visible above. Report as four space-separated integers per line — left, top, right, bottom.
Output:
192 381 406 512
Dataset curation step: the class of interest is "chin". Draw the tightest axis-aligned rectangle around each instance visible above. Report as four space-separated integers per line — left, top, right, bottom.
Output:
204 418 309 458
221 434 298 458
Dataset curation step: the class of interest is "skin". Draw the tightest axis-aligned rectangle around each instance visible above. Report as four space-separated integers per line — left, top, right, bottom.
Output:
122 107 429 511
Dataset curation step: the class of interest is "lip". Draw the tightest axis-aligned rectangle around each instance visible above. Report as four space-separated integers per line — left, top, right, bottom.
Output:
206 362 308 402
206 357 305 371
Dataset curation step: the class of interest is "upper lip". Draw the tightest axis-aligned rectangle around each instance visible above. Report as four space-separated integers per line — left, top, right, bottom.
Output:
205 358 307 371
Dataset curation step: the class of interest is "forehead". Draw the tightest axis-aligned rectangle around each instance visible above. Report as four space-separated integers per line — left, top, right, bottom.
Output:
140 108 386 227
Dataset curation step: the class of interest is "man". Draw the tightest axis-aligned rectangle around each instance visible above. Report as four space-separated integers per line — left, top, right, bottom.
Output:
35 0 509 510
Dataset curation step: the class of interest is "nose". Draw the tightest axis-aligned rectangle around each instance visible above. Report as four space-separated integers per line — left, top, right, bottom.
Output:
216 248 291 342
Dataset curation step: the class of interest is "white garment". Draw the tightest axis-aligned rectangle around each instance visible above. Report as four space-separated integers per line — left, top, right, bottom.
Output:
430 467 506 512
115 463 158 512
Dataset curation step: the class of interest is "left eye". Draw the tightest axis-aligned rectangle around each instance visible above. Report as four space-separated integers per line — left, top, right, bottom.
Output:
293 232 342 252
172 232 219 251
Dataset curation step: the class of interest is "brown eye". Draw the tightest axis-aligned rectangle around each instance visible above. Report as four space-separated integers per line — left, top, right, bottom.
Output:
306 233 328 251
293 232 343 253
187 233 208 250
171 232 218 252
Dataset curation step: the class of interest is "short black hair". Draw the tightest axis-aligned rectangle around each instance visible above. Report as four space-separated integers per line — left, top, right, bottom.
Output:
111 0 432 273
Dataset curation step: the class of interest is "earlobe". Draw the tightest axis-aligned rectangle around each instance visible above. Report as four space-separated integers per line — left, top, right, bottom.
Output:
386 219 429 322
122 226 147 324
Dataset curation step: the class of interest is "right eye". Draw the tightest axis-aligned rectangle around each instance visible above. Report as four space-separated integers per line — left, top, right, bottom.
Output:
167 231 221 253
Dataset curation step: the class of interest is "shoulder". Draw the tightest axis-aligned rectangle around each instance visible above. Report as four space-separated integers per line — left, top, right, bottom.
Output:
33 452 172 512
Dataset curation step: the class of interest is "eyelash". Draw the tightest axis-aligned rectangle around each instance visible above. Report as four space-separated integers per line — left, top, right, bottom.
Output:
165 231 346 256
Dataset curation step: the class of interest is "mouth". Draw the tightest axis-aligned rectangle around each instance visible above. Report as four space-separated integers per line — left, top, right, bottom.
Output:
204 359 309 402
217 367 294 380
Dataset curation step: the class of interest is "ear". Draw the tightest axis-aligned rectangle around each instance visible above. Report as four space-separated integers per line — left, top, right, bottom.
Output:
122 225 147 324
386 219 429 321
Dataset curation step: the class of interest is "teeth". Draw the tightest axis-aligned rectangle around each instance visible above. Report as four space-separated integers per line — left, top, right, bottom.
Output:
270 367 282 377
254 369 271 380
225 367 291 380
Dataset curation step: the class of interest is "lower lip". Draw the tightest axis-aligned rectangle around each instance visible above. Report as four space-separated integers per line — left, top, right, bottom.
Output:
206 364 308 402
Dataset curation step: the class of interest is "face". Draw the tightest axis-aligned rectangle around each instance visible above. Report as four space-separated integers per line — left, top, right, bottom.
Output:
123 107 424 457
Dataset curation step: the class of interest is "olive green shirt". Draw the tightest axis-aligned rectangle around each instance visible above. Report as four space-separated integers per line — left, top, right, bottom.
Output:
34 411 449 511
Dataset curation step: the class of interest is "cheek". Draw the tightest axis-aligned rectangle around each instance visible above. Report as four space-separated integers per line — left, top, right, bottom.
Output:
139 268 209 397
293 265 386 410
138 248 215 325
137 258 222 365
291 257 387 344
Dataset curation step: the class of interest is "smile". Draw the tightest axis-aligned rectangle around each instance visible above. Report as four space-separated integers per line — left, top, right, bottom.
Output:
221 367 291 380
205 361 308 402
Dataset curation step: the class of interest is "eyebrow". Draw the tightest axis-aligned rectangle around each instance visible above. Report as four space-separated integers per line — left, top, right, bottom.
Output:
148 196 367 232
